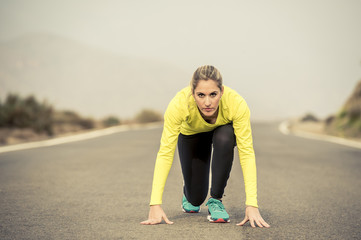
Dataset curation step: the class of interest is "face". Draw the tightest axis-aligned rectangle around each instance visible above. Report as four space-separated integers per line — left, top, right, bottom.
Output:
192 79 224 118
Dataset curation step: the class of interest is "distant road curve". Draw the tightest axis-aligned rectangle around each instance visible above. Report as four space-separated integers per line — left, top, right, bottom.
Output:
279 120 361 149
0 122 163 154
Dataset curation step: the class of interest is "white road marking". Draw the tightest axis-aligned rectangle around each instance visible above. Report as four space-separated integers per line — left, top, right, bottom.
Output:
0 122 163 154
279 120 361 149
278 121 290 135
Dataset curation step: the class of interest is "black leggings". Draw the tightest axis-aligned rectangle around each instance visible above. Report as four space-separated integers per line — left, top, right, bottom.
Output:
177 124 235 206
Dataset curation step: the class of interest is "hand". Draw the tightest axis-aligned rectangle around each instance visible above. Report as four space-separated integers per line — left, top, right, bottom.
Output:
140 205 174 225
237 206 270 228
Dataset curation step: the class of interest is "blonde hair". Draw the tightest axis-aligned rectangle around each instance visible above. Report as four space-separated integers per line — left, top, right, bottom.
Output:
191 65 223 93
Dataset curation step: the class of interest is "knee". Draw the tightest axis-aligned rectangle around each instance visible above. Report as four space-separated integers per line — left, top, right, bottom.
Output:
188 196 205 206
213 124 235 148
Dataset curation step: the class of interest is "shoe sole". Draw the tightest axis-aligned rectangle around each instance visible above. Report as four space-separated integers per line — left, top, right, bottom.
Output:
181 205 200 213
207 215 230 223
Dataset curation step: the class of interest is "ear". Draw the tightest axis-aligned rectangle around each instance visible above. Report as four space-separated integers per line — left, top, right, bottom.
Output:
220 86 224 97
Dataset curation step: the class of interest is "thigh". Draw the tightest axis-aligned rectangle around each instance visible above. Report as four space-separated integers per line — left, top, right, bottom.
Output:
178 131 213 170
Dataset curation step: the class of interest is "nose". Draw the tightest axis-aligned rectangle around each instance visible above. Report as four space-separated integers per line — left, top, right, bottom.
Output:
205 96 211 107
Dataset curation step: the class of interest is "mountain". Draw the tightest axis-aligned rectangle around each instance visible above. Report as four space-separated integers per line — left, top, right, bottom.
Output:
0 33 189 118
326 80 361 138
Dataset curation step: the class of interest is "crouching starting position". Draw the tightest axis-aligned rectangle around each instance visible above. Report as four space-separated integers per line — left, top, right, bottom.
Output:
141 65 270 228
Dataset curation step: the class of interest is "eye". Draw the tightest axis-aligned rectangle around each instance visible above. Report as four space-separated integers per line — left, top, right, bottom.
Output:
210 92 217 97
197 93 205 98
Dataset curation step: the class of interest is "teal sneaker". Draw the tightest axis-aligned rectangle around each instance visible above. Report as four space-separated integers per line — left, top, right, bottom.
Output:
206 198 230 223
182 195 201 213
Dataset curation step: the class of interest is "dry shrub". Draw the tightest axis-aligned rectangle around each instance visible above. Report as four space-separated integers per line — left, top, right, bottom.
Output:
0 93 53 135
102 116 121 127
325 80 361 138
134 109 163 123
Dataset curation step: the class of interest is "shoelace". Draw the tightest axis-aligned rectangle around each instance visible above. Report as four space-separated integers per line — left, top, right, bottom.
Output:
207 199 225 212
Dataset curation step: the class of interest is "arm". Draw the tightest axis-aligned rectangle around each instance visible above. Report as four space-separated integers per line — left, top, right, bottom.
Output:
141 94 184 225
232 97 258 208
232 95 270 227
149 98 182 205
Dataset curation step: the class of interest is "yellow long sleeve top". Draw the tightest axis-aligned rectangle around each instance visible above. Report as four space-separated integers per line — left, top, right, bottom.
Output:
150 85 258 207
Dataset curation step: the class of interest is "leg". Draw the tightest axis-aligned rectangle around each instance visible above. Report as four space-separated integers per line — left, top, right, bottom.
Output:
210 124 236 199
178 132 213 206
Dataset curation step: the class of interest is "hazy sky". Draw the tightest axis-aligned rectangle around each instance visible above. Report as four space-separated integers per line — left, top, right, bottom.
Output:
1 0 361 120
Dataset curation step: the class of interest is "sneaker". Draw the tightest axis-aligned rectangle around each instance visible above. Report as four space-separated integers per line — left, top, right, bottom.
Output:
182 195 201 213
206 198 230 223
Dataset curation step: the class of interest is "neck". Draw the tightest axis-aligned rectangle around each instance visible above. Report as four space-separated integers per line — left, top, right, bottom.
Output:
200 107 219 124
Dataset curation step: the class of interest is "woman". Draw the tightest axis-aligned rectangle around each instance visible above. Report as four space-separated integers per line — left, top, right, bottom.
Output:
141 65 270 228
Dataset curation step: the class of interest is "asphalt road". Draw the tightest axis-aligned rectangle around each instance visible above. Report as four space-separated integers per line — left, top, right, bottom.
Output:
0 122 360 239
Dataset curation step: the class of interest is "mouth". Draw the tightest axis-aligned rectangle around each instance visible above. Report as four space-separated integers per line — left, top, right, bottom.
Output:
203 108 214 112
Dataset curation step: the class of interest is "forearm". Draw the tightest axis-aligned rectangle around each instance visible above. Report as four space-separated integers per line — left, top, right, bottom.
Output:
149 155 174 205
239 151 258 208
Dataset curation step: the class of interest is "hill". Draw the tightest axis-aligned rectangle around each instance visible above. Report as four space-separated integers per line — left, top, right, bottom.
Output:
0 33 189 118
325 80 361 138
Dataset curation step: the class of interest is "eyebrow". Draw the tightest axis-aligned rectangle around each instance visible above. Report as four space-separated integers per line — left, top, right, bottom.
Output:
195 91 219 94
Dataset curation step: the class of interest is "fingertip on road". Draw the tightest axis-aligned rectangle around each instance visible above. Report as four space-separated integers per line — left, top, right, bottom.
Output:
279 120 361 149
0 122 163 154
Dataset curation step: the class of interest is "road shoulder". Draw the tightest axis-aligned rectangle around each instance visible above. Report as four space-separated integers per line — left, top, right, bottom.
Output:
0 122 163 154
279 119 361 149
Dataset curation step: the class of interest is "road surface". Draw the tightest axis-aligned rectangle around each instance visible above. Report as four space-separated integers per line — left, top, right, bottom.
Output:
0 122 360 239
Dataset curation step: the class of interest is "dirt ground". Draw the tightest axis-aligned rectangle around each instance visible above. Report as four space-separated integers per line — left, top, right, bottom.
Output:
0 123 104 146
288 118 361 143
288 119 326 135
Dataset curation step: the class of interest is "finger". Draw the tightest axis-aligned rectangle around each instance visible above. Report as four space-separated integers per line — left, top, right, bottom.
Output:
141 220 158 225
236 217 248 226
140 220 151 225
260 218 270 228
255 219 264 228
162 214 174 225
141 219 160 225
250 219 256 228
